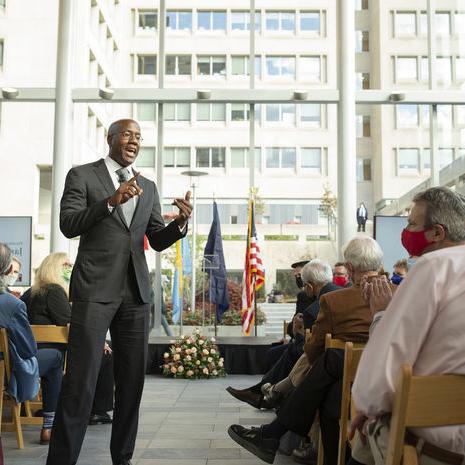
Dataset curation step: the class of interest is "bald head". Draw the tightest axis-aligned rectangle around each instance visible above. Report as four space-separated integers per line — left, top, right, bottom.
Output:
107 119 141 167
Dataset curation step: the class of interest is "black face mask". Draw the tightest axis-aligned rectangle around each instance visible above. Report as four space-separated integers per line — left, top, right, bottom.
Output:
295 276 304 289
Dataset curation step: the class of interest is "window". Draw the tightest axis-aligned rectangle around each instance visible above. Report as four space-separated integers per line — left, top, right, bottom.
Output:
438 105 452 129
356 73 370 89
436 12 451 35
230 147 261 168
356 0 369 10
439 148 454 169
138 10 157 30
422 148 431 170
420 13 427 35
457 105 465 125
301 148 322 173
137 55 156 75
420 56 429 82
398 148 419 172
456 57 465 81
396 57 417 81
266 56 295 78
300 11 321 35
357 159 372 181
265 11 295 32
301 104 321 127
196 103 225 121
396 105 419 128
197 11 226 31
165 55 191 75
265 104 295 123
164 103 191 121
167 10 192 31
197 55 226 76
300 56 322 82
164 147 190 168
355 31 369 52
356 115 371 137
266 147 296 168
436 57 452 84
394 12 416 36
231 55 261 76
137 103 156 121
137 147 156 167
231 10 261 31
196 147 226 168
455 13 465 33
231 104 249 121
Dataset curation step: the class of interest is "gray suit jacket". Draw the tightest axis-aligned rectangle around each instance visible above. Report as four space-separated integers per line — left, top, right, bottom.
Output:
60 158 185 303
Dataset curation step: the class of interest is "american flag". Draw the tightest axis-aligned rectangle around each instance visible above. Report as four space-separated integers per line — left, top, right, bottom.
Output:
241 199 265 336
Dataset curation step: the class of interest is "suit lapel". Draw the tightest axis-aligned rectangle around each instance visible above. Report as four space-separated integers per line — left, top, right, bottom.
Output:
93 159 129 230
130 175 148 229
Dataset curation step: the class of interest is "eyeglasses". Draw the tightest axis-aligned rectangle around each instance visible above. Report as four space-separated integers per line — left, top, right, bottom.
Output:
119 131 143 142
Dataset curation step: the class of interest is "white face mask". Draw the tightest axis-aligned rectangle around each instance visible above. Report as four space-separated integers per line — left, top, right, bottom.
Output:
5 273 19 287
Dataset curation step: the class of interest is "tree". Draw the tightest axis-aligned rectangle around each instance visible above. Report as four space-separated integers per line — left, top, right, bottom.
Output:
320 184 337 239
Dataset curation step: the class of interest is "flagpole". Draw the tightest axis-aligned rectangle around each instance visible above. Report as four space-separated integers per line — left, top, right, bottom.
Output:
214 304 218 339
254 278 258 337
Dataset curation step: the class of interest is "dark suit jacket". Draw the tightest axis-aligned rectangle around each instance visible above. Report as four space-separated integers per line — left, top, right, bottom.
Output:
60 158 185 303
356 207 368 221
302 282 340 330
304 284 372 365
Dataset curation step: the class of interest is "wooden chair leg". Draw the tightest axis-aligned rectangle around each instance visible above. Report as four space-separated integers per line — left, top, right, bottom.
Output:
317 432 324 465
12 403 24 449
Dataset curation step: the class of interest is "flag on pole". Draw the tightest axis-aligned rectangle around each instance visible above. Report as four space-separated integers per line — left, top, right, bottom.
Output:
241 199 265 336
172 237 191 324
204 201 229 321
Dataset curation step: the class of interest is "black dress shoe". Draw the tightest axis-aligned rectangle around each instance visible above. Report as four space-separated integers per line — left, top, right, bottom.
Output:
89 412 113 425
226 387 273 410
292 440 318 464
228 424 279 464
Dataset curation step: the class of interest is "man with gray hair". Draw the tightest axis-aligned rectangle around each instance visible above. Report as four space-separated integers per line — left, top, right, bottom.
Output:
228 236 384 464
350 187 465 465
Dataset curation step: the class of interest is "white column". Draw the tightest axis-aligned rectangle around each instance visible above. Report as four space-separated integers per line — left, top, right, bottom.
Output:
337 0 357 254
427 0 439 187
50 0 74 253
190 181 197 314
248 0 256 193
153 0 166 335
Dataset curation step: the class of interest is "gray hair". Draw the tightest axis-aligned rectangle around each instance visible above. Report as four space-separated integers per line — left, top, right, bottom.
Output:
0 243 13 293
301 259 333 286
343 236 383 272
413 187 465 243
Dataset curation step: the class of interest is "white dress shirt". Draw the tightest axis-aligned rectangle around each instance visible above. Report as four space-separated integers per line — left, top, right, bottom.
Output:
352 244 465 454
104 155 138 211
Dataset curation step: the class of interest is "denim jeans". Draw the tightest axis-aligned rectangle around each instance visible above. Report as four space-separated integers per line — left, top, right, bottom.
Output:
37 348 64 412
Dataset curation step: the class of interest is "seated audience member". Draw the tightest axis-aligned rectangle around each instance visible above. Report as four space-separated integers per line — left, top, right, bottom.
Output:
350 186 465 465
332 261 350 287
27 253 114 435
390 258 408 285
0 243 40 453
5 256 22 298
228 236 384 465
226 259 327 410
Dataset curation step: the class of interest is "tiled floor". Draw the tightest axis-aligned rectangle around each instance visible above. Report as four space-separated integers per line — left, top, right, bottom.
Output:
4 375 296 465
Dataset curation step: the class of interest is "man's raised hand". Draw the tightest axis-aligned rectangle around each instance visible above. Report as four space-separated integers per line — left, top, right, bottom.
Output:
108 172 143 207
172 191 193 227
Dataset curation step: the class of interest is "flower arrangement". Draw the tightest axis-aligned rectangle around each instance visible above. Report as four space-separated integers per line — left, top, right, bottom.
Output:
162 329 226 379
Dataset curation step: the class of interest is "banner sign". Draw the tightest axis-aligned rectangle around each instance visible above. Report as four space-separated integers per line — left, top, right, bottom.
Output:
0 217 33 286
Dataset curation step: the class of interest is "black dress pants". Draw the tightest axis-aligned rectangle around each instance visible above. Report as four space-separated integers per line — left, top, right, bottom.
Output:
92 351 114 415
46 264 149 465
277 349 344 465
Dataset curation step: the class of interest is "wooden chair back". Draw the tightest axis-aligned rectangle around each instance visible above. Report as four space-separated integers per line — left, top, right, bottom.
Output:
386 365 465 465
0 328 24 448
283 320 288 339
22 325 70 424
337 342 365 465
305 328 312 342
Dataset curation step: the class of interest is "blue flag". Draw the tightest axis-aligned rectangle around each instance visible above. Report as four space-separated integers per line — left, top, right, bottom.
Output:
204 201 229 321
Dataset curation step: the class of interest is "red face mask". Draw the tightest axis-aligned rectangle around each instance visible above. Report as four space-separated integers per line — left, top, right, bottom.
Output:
401 228 432 257
333 276 348 287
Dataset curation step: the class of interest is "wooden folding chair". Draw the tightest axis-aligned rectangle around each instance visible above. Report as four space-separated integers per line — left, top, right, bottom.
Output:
283 320 288 339
22 325 69 425
386 365 465 465
0 328 24 448
337 342 365 465
317 334 365 465
305 328 312 342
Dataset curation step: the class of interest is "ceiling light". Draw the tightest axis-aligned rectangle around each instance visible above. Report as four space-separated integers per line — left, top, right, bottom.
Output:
293 90 308 101
389 93 405 102
2 87 19 99
197 89 211 100
99 87 114 100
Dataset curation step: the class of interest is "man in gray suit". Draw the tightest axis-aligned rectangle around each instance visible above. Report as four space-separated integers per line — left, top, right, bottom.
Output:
46 119 192 465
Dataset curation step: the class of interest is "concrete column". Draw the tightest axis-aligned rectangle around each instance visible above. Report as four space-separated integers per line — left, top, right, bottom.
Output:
50 0 74 253
337 0 357 254
248 0 256 193
153 0 166 335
